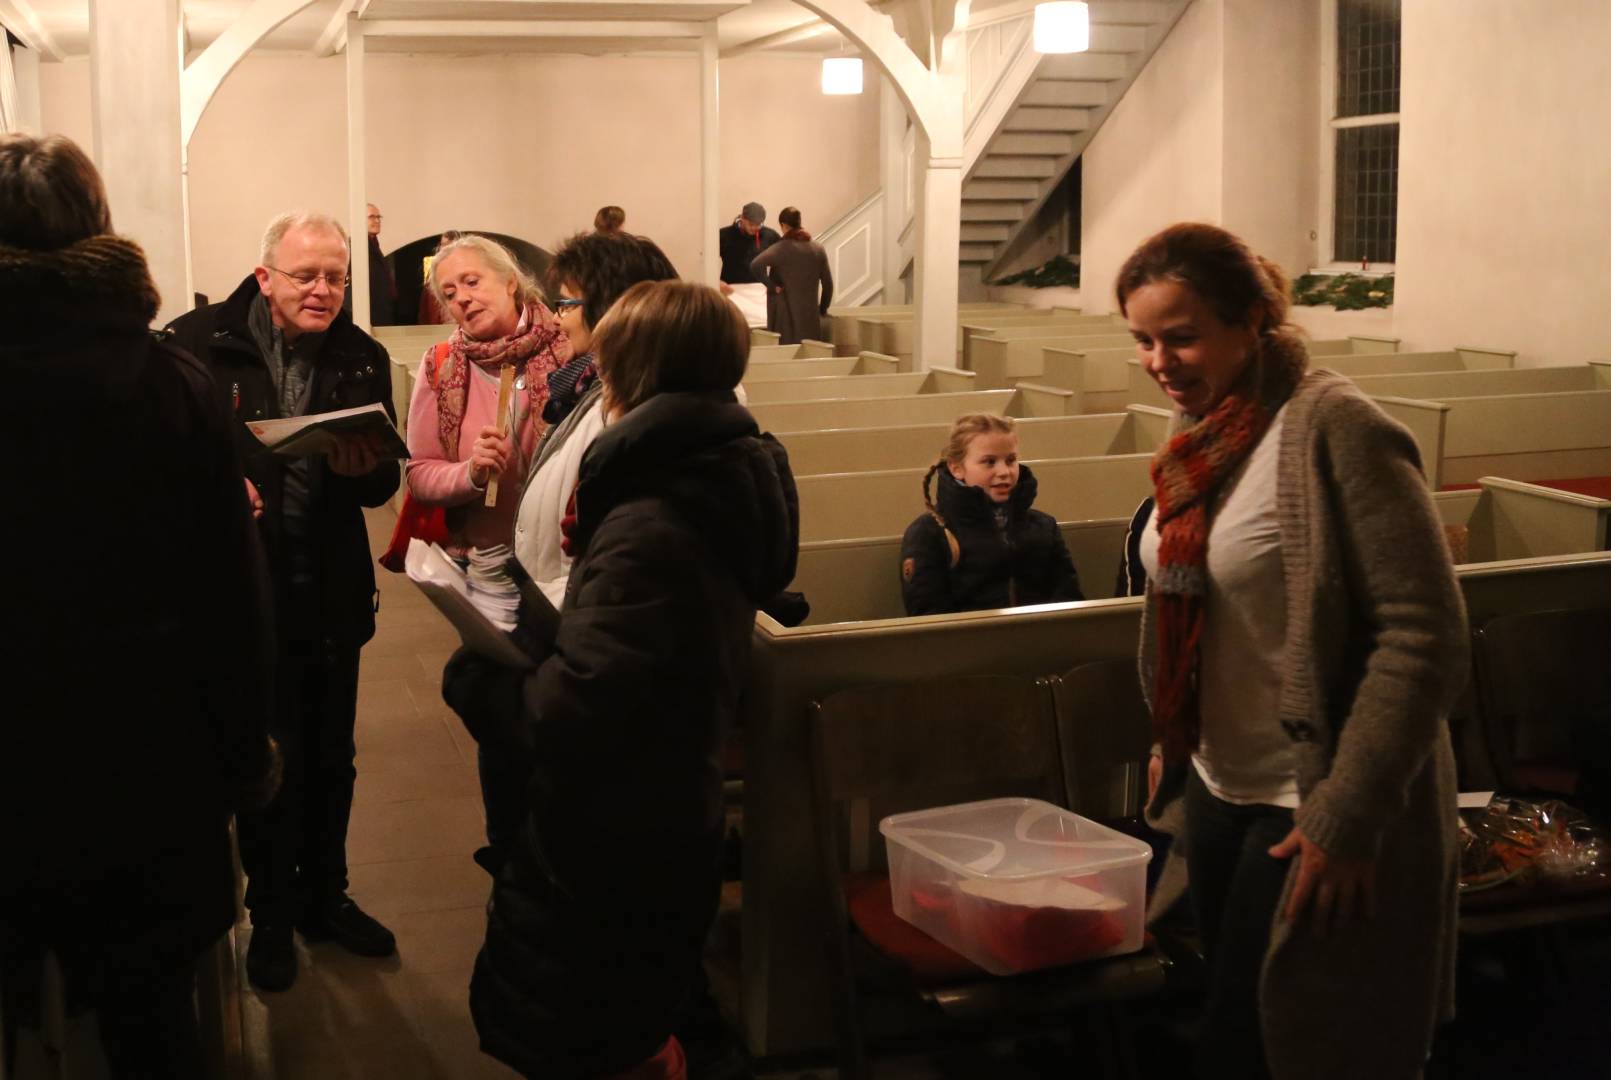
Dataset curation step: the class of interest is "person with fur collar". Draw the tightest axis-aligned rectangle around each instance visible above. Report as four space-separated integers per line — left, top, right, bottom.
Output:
1124 223 1464 1080
0 134 277 1077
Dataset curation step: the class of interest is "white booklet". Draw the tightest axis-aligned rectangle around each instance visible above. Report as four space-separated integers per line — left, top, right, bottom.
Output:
404 540 544 669
247 402 410 460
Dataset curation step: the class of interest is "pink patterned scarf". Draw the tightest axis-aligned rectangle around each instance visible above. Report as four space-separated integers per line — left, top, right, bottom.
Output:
435 301 571 457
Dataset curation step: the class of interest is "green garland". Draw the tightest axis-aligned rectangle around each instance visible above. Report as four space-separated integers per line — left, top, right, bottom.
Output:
1292 272 1394 310
991 254 1081 289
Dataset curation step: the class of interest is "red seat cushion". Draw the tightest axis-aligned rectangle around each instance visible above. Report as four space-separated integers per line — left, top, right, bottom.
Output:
844 874 984 984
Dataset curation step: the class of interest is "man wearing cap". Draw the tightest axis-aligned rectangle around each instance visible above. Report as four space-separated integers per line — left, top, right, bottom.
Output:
718 201 780 328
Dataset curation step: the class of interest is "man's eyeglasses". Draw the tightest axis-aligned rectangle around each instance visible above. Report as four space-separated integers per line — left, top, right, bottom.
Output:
554 298 584 313
268 266 348 291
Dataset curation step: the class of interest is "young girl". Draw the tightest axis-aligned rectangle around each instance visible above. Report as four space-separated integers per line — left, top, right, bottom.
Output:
899 413 1084 615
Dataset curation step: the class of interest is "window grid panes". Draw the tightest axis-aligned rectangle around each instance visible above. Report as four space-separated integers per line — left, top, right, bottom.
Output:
1333 123 1398 264
1337 0 1400 117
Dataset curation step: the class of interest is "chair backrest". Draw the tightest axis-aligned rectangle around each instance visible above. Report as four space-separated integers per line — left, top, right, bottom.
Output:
809 675 1063 876
1050 659 1154 820
1472 606 1611 805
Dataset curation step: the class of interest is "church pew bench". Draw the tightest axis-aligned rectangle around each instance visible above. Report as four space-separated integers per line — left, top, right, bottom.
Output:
794 452 1154 543
827 301 1026 356
748 388 1016 432
744 352 902 382
1437 389 1611 485
1433 477 1611 563
776 406 1171 476
736 549 1611 1059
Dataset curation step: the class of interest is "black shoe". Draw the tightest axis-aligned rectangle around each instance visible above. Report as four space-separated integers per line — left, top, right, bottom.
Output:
246 923 297 992
298 894 397 958
472 845 505 878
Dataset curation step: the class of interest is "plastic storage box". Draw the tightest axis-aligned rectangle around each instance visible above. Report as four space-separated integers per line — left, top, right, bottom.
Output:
879 797 1152 976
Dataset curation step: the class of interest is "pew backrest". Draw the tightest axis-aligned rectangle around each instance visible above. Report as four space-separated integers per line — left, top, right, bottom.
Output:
749 389 1017 432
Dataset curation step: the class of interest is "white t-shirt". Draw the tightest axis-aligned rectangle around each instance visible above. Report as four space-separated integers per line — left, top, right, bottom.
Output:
513 401 608 608
1139 406 1299 808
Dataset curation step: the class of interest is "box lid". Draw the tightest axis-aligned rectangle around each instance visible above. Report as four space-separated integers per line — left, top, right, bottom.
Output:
879 797 1151 880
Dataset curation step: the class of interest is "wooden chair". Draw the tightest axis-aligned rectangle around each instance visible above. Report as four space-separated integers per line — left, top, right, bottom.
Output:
809 675 1169 1080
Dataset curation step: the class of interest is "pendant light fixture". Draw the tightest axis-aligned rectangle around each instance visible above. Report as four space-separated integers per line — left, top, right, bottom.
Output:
1033 1 1090 54
821 55 864 95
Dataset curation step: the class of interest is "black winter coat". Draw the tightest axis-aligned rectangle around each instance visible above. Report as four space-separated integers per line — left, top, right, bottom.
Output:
0 238 275 994
167 276 399 648
900 464 1083 615
456 391 798 1077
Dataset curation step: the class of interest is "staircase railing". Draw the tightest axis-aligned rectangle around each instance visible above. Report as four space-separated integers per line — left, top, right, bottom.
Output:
815 188 887 307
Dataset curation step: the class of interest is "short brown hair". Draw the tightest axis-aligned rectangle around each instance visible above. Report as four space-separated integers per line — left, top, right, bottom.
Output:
592 281 748 414
778 206 802 230
593 205 625 233
1114 222 1290 335
0 134 112 250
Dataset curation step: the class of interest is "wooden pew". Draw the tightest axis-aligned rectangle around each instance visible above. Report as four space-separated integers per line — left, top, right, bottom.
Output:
856 309 1098 366
742 372 936 404
738 550 1611 1058
964 332 1138 388
373 324 450 361
1437 389 1611 485
790 479 1611 626
1346 362 1611 402
749 388 1013 432
776 406 1171 476
749 341 837 363
744 352 902 381
794 453 1153 543
827 301 1026 356
1123 349 1523 410
1434 478 1611 563
793 517 1136 624
751 328 781 348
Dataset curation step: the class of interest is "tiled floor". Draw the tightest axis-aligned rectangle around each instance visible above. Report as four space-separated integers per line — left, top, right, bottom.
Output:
239 506 519 1079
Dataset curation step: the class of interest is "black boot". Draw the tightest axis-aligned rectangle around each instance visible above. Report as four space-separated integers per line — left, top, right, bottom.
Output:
245 924 297 992
298 894 396 958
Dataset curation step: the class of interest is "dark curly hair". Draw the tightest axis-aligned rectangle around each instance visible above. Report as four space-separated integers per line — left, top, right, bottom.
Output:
547 231 679 330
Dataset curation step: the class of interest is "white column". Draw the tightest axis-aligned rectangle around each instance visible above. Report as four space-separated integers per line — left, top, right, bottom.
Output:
12 44 42 133
878 75 907 303
911 133 961 371
345 14 369 330
698 23 720 285
88 0 191 324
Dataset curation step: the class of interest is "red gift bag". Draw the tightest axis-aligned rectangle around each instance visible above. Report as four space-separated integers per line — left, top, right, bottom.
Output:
379 342 453 573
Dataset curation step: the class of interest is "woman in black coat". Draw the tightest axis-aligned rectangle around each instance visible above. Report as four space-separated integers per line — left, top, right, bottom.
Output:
0 135 276 1077
900 413 1084 615
443 281 799 1078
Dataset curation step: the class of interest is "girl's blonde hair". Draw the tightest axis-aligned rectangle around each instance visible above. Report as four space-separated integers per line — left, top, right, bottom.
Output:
922 413 1017 524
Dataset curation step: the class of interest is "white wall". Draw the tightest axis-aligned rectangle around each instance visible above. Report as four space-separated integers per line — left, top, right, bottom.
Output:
1394 0 1611 365
1079 0 1611 365
37 47 881 308
1078 0 1225 314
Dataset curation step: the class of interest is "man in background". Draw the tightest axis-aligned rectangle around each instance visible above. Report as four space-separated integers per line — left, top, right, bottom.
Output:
717 201 779 328
364 202 399 325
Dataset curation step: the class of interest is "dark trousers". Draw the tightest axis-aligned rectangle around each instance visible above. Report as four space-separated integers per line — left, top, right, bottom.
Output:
239 642 361 924
1183 766 1295 1080
478 745 531 860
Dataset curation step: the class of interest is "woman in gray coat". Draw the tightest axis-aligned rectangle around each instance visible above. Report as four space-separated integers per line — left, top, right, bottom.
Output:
1123 223 1463 1080
749 206 833 345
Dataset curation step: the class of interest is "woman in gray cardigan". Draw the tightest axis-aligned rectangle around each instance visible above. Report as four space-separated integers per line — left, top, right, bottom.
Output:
1120 223 1464 1080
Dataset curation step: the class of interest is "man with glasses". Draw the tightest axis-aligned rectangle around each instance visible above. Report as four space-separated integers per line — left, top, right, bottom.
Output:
364 202 400 325
167 211 400 993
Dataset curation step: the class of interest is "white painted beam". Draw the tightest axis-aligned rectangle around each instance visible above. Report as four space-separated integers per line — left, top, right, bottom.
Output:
89 0 190 322
360 19 704 38
719 18 833 58
0 0 62 61
181 0 321 146
313 0 361 56
699 22 719 285
346 14 369 331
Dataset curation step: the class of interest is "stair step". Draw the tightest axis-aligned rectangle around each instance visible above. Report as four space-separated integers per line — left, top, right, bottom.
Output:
1039 52 1129 80
961 202 1025 223
973 155 1060 179
1022 80 1108 108
1004 106 1093 133
992 132 1076 156
961 223 1012 243
960 243 999 263
963 179 1040 201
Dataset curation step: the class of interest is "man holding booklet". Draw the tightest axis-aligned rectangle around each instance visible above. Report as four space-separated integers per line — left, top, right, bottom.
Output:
167 210 402 992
